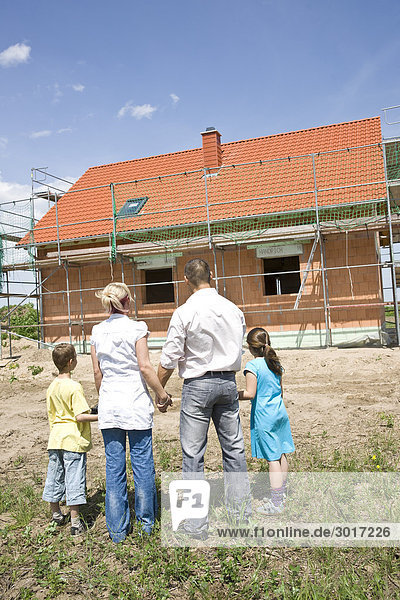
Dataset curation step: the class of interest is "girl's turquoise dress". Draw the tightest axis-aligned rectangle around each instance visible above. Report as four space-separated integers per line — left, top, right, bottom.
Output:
245 357 295 460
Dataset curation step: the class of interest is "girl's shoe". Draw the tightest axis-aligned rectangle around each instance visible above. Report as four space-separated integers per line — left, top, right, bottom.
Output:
257 498 285 515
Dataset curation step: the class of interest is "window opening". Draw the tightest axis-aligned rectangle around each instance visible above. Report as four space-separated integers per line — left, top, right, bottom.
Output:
118 196 148 218
263 256 301 296
144 268 175 304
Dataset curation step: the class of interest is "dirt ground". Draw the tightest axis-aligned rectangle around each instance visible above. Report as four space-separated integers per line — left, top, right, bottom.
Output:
0 339 399 488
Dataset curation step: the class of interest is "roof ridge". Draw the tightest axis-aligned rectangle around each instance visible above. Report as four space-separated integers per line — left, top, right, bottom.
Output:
87 116 381 173
88 146 202 171
221 116 381 148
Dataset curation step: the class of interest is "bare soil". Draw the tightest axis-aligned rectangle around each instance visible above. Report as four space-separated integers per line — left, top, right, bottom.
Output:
0 339 399 486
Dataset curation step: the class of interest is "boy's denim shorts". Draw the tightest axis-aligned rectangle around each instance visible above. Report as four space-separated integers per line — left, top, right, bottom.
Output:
42 450 87 506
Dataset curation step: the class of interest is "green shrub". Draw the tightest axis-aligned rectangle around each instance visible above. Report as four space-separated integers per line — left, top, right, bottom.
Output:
0 303 39 340
28 365 44 376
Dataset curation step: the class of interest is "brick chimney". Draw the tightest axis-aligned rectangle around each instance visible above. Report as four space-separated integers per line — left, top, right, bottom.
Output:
201 127 222 172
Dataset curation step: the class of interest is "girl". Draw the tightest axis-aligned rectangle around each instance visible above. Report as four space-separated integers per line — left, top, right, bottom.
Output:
239 327 295 514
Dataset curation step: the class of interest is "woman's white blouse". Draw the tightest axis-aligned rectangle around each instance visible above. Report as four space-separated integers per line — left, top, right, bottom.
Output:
90 314 154 430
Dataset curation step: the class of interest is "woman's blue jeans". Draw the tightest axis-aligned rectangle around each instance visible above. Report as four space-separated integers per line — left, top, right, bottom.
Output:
101 428 157 542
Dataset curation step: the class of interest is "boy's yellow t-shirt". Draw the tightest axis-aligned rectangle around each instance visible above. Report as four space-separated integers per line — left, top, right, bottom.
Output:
46 378 92 452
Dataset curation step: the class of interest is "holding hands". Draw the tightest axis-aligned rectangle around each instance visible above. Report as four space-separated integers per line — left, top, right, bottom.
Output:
156 391 173 413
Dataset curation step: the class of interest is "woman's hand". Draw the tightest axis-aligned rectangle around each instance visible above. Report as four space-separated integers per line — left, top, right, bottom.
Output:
156 392 173 413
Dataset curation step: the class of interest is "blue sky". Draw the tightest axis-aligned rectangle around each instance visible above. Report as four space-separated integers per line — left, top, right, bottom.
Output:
1 0 400 203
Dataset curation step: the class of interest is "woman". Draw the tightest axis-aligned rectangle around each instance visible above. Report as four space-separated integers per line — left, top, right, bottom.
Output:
90 282 171 542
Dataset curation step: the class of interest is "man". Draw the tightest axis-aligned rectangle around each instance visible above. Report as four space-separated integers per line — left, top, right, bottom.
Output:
157 258 250 534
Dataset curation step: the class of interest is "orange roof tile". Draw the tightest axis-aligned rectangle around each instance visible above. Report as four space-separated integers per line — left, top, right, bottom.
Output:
27 117 385 245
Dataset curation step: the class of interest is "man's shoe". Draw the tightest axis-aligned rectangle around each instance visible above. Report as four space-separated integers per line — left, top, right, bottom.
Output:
176 523 208 540
188 529 208 541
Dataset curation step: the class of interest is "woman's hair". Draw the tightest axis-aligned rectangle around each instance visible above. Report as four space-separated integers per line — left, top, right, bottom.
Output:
95 282 132 313
246 327 282 377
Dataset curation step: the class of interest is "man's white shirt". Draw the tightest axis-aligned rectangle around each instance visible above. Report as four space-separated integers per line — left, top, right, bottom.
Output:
160 288 246 379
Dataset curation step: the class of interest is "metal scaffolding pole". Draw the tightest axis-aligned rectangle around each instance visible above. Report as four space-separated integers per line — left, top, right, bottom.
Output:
34 266 41 348
38 269 45 348
78 266 86 353
54 191 61 265
220 248 227 297
110 183 117 264
312 153 332 347
131 263 138 319
120 256 125 283
1 265 62 322
203 169 213 250
382 143 400 345
174 263 179 307
64 261 73 344
5 271 12 357
212 244 219 293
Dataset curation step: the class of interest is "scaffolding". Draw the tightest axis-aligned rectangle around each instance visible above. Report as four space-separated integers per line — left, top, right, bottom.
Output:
1 140 400 356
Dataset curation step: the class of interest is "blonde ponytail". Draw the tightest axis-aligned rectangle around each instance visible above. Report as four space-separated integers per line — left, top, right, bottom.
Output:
96 282 132 313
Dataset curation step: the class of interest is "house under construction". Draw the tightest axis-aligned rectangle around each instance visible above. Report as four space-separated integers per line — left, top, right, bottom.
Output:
1 115 400 351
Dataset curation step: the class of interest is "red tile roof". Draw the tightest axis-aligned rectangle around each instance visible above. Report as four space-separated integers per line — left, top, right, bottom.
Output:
28 117 385 245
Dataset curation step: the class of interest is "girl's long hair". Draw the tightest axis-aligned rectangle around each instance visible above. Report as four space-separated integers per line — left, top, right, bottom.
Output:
246 327 283 377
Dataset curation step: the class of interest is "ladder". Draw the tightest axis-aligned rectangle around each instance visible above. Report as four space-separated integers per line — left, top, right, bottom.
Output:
293 232 319 310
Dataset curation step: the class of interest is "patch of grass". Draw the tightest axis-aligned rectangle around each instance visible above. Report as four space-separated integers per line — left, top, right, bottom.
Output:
154 436 180 471
0 483 41 529
1 418 400 599
13 456 24 468
28 365 44 377
380 412 395 428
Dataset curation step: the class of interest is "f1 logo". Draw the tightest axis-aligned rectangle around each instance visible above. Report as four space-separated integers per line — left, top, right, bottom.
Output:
169 480 210 531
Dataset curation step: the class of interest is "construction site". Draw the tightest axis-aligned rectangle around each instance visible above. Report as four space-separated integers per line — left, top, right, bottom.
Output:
1 114 400 353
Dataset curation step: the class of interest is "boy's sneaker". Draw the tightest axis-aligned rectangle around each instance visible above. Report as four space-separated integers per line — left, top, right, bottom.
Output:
71 521 86 536
257 498 285 515
52 513 68 526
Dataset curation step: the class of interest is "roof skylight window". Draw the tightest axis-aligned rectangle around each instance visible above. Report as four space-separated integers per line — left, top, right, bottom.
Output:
118 196 148 218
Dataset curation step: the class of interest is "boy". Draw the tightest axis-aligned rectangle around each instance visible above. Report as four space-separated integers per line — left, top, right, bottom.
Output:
42 343 98 535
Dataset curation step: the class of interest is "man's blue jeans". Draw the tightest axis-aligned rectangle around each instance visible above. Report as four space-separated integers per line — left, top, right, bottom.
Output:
180 372 251 532
101 428 157 542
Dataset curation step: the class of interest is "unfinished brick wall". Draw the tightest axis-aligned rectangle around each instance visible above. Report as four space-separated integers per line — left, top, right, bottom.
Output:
40 230 384 345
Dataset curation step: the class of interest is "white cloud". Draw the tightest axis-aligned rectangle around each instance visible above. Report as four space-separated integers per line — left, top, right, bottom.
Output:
117 101 157 120
72 84 85 92
0 43 31 68
57 128 72 134
0 174 31 203
0 137 8 150
30 130 52 139
0 173 79 225
170 93 180 104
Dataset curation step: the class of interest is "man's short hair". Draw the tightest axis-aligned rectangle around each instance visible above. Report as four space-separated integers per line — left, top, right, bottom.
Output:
184 258 211 287
52 343 76 372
